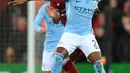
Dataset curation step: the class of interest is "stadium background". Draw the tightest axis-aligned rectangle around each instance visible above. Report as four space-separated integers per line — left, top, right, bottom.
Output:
0 0 130 73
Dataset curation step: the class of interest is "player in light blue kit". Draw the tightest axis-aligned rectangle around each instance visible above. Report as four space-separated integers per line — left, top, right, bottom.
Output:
34 2 64 73
34 1 81 73
46 0 106 73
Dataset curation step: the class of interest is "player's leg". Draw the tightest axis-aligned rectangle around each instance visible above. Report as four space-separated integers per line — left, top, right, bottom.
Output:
62 49 84 73
63 60 79 73
53 49 80 73
62 49 83 73
62 68 68 73
69 49 84 63
51 32 78 73
42 49 81 73
88 52 105 73
42 51 54 73
42 51 78 73
51 47 68 73
51 46 70 73
80 34 105 73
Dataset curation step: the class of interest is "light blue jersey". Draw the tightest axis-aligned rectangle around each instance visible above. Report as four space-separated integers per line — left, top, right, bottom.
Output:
65 0 100 35
34 2 64 51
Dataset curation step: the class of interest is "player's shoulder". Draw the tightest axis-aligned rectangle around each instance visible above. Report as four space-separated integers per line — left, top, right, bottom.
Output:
40 2 50 9
43 2 50 7
39 2 50 12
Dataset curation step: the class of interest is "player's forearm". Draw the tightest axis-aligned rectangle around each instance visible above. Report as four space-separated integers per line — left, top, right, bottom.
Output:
34 22 41 32
34 13 44 32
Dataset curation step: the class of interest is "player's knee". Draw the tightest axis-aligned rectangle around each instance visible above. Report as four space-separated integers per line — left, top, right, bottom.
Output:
56 47 69 57
88 51 101 64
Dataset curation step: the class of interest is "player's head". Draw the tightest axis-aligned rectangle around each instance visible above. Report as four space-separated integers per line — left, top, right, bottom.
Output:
50 0 66 10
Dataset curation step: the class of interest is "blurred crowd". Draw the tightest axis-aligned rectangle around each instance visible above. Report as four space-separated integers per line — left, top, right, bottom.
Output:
0 0 27 63
0 0 130 63
93 0 130 62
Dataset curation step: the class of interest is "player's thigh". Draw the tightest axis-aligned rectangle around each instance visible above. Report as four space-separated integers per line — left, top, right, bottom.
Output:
57 32 79 56
42 51 53 71
79 34 101 58
69 49 83 62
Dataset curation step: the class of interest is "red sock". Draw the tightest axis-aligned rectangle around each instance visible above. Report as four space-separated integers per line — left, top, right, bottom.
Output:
63 60 79 73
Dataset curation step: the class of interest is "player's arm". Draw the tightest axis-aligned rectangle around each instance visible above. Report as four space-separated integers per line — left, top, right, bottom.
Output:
34 5 47 34
7 0 45 5
8 0 27 5
46 6 60 24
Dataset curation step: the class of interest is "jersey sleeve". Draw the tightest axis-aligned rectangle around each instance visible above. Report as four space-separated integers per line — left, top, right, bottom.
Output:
34 4 46 32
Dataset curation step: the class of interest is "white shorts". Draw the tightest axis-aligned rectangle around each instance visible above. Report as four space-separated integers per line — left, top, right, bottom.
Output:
57 32 101 58
42 51 53 71
42 51 69 71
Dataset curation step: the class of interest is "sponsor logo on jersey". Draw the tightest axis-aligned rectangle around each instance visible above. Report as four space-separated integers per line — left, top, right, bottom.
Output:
74 6 96 14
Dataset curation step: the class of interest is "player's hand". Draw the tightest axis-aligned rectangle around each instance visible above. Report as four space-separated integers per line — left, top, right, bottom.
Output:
7 0 27 5
46 6 59 18
40 27 47 34
46 6 60 24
